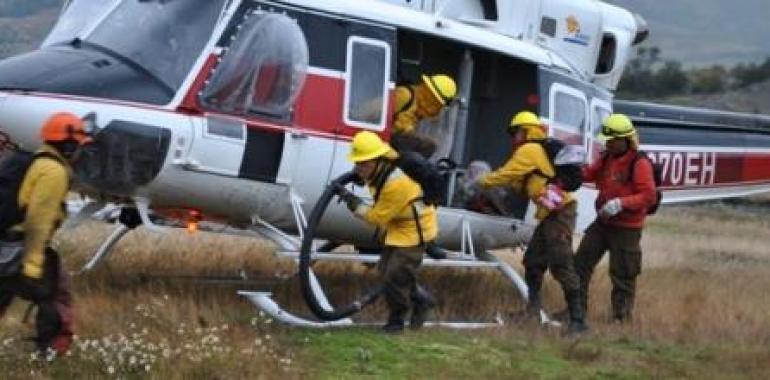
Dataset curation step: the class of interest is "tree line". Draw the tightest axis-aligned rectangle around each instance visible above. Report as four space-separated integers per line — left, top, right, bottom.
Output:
617 46 770 99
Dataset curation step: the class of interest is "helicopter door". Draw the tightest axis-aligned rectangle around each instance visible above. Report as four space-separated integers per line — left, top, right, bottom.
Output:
545 83 594 228
589 98 612 162
185 115 247 177
190 11 310 182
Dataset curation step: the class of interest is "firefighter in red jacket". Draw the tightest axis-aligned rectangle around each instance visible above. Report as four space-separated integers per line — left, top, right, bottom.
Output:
576 114 657 323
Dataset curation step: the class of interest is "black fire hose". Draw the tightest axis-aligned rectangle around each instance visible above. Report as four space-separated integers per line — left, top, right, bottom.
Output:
299 171 382 321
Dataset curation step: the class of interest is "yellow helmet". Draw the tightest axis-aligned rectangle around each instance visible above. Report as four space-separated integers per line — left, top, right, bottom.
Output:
598 113 635 141
508 111 541 133
347 131 392 162
421 74 457 105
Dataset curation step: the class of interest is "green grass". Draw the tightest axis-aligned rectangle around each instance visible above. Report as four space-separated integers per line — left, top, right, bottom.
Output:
287 328 769 380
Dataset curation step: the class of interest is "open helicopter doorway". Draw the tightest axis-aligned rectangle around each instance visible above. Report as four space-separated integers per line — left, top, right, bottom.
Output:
396 31 538 219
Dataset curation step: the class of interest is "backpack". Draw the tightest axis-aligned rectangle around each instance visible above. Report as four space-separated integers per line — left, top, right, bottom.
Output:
533 138 585 192
372 151 450 246
0 150 61 234
628 151 663 214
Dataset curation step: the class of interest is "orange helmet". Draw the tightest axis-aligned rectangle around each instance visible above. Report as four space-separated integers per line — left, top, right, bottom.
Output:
40 112 93 145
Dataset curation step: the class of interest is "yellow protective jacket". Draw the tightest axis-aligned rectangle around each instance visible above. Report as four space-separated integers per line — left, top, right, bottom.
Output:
13 145 70 279
354 164 438 247
392 85 420 134
478 127 575 220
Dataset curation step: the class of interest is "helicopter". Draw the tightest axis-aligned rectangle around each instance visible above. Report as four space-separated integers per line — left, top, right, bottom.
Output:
2 0 770 327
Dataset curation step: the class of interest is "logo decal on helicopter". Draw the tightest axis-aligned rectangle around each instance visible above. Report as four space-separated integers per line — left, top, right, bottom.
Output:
563 15 591 46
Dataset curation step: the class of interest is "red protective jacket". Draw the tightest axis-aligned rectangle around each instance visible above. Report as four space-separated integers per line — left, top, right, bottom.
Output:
583 149 657 228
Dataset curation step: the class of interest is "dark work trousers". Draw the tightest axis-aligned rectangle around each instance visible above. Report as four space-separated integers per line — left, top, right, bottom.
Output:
523 202 581 312
574 220 643 321
390 133 437 160
377 246 424 323
0 248 74 354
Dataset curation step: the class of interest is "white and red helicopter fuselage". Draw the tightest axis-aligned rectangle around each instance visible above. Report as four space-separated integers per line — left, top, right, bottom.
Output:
1 0 769 254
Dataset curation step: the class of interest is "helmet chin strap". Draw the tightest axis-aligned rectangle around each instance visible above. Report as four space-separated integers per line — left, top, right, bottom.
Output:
49 140 80 161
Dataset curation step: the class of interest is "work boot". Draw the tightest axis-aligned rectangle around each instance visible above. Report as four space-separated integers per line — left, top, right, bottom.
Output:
409 286 436 330
564 293 589 336
511 290 541 323
551 308 569 323
382 319 404 334
425 243 447 260
382 312 405 334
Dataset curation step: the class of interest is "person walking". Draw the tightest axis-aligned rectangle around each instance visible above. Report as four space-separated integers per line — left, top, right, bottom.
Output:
0 112 93 354
575 113 657 323
477 111 587 334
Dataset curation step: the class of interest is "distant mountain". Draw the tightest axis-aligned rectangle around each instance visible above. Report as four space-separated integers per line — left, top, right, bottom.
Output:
606 0 770 66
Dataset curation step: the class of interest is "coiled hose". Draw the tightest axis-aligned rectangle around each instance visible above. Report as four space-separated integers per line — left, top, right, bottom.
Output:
299 171 382 321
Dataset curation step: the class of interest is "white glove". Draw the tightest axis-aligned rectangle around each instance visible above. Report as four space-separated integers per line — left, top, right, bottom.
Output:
600 198 623 217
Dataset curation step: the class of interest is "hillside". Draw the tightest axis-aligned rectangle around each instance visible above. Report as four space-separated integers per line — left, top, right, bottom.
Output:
606 0 770 66
663 79 770 114
0 5 58 59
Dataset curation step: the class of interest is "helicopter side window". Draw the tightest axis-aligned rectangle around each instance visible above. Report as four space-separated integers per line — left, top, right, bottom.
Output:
201 13 309 119
344 36 391 131
550 86 587 146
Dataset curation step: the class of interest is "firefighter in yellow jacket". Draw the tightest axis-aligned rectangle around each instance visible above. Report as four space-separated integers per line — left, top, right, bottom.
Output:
390 74 457 159
477 111 588 334
0 112 92 354
335 131 437 333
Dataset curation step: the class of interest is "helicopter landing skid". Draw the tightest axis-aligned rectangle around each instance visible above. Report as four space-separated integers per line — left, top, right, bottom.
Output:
239 249 560 329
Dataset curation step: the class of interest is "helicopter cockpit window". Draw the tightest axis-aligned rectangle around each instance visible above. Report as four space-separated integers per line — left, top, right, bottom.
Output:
344 37 391 130
201 13 309 119
53 0 227 92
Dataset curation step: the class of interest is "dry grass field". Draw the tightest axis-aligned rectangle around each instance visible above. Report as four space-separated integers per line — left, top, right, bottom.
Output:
1 198 769 379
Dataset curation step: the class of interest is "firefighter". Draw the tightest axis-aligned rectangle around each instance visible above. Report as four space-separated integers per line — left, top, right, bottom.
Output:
0 112 93 354
476 111 587 334
335 131 437 333
390 74 457 159
575 114 657 323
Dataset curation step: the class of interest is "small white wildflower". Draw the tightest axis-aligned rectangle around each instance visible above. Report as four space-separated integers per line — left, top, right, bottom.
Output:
107 366 115 374
145 364 151 372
